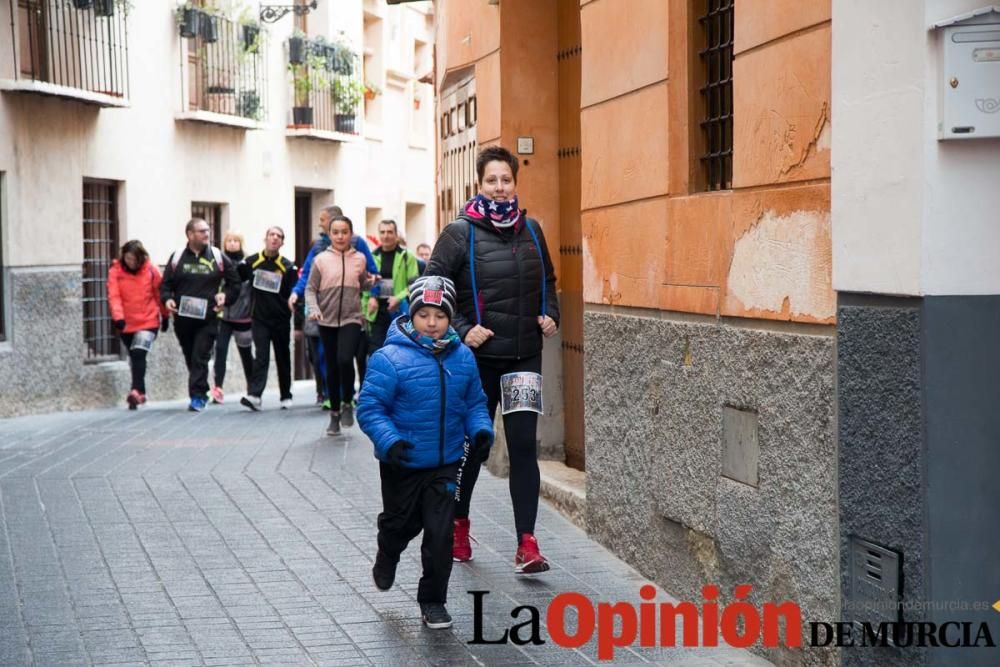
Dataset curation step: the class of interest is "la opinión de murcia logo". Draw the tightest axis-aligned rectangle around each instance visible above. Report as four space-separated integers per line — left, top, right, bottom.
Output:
467 586 998 661
975 98 1000 113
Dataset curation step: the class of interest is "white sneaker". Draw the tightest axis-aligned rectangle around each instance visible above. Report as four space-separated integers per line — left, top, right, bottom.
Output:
280 398 292 410
240 395 262 411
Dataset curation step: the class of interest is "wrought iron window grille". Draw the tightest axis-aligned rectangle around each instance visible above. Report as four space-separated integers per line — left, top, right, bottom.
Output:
9 0 130 98
179 10 269 122
286 35 362 134
698 0 734 191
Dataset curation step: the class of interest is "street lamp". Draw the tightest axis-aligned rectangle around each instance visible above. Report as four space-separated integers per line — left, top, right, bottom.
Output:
259 0 319 24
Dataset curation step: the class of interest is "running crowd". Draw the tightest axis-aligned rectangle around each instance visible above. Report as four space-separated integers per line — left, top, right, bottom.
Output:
106 146 559 630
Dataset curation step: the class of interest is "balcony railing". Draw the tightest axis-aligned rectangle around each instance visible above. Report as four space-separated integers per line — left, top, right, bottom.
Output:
286 36 363 136
179 9 268 123
8 0 129 99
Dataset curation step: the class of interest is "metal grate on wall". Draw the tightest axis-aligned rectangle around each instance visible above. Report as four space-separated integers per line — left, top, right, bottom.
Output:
191 202 224 247
698 0 734 191
82 179 121 362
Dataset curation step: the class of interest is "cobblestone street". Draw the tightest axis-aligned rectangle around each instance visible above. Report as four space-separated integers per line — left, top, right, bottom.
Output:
0 384 772 666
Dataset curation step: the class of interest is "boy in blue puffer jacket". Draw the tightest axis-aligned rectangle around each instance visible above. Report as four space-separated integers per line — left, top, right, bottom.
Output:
357 275 494 630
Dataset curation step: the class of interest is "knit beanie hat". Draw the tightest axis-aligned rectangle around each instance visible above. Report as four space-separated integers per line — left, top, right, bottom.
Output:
408 275 456 320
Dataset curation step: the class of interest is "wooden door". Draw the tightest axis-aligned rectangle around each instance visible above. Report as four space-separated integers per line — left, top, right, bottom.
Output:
557 0 585 471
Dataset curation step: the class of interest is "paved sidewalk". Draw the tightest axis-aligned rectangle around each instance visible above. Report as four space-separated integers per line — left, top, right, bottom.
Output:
0 384 772 666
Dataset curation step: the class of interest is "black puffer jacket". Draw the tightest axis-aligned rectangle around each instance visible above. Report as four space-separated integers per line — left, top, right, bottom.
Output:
426 213 559 360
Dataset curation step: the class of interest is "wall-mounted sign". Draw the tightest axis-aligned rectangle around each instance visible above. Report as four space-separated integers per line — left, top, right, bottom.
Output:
517 136 534 155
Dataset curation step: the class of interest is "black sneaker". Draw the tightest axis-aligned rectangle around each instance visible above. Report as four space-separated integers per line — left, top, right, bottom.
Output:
340 402 355 427
372 551 397 591
326 412 341 436
420 603 452 629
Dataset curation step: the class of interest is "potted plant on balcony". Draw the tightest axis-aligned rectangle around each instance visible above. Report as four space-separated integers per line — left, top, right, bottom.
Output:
238 9 261 53
364 82 381 102
288 28 306 65
237 90 262 121
176 3 201 38
333 42 355 76
332 78 364 133
201 11 219 43
288 62 314 127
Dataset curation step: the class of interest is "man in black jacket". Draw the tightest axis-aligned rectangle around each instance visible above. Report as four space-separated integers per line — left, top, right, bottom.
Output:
161 218 242 412
239 226 298 411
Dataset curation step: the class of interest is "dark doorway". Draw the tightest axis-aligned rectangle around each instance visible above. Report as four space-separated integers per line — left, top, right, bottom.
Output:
293 191 314 382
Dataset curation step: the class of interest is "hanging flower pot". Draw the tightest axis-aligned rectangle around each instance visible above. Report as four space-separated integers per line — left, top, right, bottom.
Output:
288 37 305 65
201 14 219 44
72 0 94 9
179 9 201 38
94 0 113 16
332 49 353 76
242 25 260 51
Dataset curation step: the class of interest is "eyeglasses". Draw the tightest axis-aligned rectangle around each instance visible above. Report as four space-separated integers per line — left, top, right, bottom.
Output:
194 228 210 234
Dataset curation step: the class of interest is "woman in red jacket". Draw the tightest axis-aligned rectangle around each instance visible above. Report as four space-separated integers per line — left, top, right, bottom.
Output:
108 240 169 409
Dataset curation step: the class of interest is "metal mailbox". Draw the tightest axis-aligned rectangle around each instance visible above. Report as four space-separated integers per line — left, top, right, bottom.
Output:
931 6 1000 140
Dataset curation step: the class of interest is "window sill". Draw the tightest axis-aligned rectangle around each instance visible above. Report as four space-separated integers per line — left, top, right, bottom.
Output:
285 127 362 143
0 79 129 108
175 110 266 130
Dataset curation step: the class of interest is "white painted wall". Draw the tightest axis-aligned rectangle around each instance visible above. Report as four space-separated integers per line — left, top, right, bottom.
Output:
0 0 435 270
833 0 1000 296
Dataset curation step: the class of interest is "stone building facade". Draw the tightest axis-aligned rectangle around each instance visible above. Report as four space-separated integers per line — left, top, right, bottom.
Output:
433 1 999 665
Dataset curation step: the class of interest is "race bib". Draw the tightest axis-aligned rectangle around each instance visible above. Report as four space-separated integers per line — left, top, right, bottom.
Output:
253 269 282 294
130 330 156 352
178 295 208 319
500 372 543 415
378 278 394 298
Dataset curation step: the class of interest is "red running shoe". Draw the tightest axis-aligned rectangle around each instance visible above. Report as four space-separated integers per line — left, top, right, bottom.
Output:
126 389 142 410
514 533 550 575
453 518 473 562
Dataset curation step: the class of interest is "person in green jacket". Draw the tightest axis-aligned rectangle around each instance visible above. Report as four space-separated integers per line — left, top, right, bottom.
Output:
366 219 421 352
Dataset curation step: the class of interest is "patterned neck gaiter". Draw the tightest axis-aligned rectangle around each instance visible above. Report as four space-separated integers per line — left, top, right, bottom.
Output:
466 194 521 229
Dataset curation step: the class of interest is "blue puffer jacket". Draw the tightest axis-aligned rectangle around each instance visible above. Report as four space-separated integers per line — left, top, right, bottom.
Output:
358 318 494 469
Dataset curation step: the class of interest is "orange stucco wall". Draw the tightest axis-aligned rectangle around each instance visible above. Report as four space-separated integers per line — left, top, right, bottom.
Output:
435 0 833 325
579 0 833 324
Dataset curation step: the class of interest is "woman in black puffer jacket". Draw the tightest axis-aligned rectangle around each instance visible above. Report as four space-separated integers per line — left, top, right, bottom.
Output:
426 145 559 575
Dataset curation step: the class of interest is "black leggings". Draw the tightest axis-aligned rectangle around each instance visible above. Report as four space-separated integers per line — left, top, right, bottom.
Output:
214 320 253 389
318 323 361 409
119 329 158 394
455 355 542 542
355 327 369 387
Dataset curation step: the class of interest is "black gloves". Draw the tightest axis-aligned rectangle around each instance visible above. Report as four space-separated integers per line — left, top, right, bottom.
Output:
470 430 492 464
160 317 170 333
113 319 126 331
387 441 414 468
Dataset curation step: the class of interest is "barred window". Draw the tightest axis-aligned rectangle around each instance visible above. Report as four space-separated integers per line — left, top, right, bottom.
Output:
82 179 121 361
698 0 734 191
191 202 224 247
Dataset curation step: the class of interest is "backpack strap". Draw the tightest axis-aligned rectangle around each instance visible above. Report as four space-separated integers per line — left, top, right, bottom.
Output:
170 247 185 271
210 246 224 273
